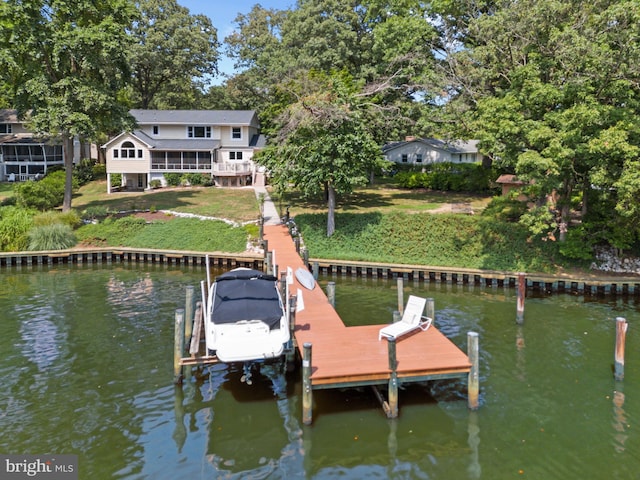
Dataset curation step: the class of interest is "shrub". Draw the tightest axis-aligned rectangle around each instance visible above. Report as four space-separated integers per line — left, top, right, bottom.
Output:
149 179 162 189
81 206 109 221
92 163 106 179
0 206 34 251
394 163 494 193
164 173 182 187
73 158 98 186
14 170 77 211
183 173 210 186
28 223 77 251
110 173 122 188
33 210 82 228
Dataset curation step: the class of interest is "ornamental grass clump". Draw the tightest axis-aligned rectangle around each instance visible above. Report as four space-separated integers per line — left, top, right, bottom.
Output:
28 223 77 251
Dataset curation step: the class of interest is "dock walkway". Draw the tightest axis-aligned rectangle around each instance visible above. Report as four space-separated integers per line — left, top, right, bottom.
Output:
263 224 474 421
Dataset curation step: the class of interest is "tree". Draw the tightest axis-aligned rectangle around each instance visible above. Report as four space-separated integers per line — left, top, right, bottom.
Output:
128 0 220 109
256 71 386 236
223 1 442 138
440 0 640 244
0 0 137 211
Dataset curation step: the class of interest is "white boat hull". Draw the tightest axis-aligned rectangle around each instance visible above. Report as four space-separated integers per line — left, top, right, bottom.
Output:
205 268 290 363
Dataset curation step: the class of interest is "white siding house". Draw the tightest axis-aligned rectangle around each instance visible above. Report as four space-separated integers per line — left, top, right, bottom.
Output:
383 137 482 166
103 110 266 193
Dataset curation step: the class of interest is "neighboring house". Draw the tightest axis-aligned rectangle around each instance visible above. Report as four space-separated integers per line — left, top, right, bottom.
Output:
382 137 483 166
0 109 69 182
103 109 266 193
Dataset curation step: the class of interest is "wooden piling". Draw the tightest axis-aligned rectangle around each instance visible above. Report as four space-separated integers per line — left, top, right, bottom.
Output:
312 261 319 280
302 248 309 268
173 308 185 385
266 251 273 275
327 281 336 307
426 298 435 321
387 338 398 418
615 317 628 381
189 302 203 355
302 343 313 425
184 285 194 343
467 331 480 410
397 277 404 315
516 272 526 324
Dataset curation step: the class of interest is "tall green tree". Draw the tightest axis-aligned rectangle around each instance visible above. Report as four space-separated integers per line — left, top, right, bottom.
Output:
223 1 442 138
129 0 219 109
0 0 137 211
441 0 640 245
256 71 386 236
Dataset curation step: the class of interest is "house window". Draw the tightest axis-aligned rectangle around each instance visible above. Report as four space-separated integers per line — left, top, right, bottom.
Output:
138 149 143 158
229 151 243 160
416 154 423 163
0 124 11 134
120 141 136 158
188 126 211 138
113 149 118 158
401 154 408 163
232 127 241 140
153 125 159 135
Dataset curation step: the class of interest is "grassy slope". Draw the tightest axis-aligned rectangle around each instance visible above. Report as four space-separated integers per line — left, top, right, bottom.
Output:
2 179 586 273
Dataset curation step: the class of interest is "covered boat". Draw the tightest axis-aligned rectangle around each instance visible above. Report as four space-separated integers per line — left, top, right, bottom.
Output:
205 268 290 363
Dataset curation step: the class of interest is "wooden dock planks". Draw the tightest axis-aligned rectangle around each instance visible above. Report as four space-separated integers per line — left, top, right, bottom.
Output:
263 225 472 388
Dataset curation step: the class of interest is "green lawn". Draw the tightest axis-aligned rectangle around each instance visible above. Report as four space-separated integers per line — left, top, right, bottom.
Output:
73 181 260 223
272 179 493 218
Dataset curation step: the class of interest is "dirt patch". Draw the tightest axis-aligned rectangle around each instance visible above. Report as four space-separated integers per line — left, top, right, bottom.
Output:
131 211 176 222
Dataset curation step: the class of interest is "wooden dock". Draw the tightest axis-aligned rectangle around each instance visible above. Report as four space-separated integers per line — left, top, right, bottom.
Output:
263 225 475 423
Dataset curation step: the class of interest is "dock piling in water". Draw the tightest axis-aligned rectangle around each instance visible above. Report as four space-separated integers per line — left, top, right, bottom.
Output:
302 343 313 425
387 338 399 418
327 282 336 307
615 317 628 381
516 273 526 324
184 286 194 343
467 331 480 410
173 308 185 384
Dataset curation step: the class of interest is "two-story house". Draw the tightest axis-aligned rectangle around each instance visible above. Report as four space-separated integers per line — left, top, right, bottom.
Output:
383 137 483 166
103 110 266 193
0 109 67 182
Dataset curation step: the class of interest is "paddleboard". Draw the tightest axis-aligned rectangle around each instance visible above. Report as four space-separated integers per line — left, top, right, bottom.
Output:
295 267 316 290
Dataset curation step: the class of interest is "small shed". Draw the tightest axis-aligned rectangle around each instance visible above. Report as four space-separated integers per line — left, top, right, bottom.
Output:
495 174 530 199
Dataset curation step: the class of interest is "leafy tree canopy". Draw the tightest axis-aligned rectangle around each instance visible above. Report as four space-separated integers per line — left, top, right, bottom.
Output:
128 0 220 109
256 70 386 236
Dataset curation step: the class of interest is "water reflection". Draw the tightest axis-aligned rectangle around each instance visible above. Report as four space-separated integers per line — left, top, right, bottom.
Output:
612 387 628 453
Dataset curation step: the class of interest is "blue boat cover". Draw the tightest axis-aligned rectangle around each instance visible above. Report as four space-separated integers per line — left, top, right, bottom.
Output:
212 269 283 329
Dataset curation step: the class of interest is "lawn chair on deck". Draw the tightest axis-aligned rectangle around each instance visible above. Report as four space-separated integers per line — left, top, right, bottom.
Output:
379 295 432 341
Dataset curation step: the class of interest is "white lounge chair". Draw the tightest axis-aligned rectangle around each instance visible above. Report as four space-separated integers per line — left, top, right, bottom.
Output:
379 295 432 341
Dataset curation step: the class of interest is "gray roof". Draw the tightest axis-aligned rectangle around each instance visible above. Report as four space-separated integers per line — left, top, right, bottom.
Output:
249 134 267 148
383 138 479 154
0 109 19 123
132 130 220 150
130 109 259 126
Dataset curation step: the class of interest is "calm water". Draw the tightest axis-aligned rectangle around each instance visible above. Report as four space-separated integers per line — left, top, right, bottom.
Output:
1 265 639 479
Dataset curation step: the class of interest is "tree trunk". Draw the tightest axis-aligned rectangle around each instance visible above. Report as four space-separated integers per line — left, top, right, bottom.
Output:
558 180 572 242
62 134 74 212
326 183 336 237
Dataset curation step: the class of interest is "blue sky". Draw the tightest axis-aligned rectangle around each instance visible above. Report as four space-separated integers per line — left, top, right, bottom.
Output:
176 1 295 82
